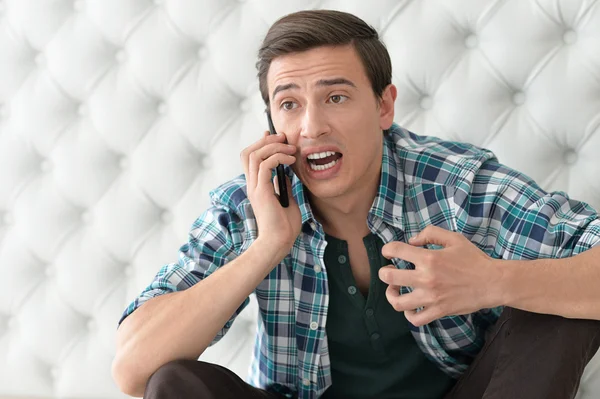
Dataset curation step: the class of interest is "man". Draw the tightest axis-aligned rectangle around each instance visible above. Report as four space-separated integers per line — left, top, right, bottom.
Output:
112 9 600 399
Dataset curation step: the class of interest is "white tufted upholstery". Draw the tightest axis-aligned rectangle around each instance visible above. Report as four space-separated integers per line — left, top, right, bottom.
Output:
1 0 599 398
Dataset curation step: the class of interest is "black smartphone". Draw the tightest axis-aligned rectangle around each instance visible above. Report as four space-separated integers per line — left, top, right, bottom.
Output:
266 112 289 208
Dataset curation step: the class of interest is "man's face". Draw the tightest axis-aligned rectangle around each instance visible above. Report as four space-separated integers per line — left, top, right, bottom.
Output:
267 44 395 201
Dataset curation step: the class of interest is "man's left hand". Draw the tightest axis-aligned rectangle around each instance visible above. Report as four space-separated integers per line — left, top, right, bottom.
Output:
379 225 504 327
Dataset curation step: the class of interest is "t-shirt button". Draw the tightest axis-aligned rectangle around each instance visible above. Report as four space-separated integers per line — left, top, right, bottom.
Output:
313 264 322 273
365 308 374 317
309 321 318 330
347 286 357 295
371 332 380 341
303 378 311 386
337 255 347 264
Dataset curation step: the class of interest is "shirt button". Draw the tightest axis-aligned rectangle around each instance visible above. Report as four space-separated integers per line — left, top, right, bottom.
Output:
309 321 318 330
365 308 374 317
313 264 322 273
337 255 347 264
371 333 380 341
347 286 357 295
303 378 311 386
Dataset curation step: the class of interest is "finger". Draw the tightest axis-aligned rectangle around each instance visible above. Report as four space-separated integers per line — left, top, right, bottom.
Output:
408 225 461 247
247 142 296 189
378 265 419 286
404 307 442 327
272 175 279 196
257 153 296 192
253 142 296 163
381 241 428 264
241 132 287 182
384 286 424 313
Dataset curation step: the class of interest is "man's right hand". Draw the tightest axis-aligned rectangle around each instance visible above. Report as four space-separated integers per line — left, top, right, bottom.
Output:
240 130 302 262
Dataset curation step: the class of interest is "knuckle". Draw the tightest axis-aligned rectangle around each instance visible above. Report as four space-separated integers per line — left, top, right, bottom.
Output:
422 275 437 290
427 291 442 305
423 251 437 265
391 300 403 312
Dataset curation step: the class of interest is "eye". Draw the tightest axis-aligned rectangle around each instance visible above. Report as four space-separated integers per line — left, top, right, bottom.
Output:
281 101 297 111
329 95 348 104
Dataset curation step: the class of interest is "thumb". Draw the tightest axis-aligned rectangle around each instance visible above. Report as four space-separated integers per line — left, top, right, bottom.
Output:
408 226 457 247
272 175 295 203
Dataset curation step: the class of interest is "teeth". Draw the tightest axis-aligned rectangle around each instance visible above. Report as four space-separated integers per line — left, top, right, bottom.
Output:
307 151 336 160
309 158 339 171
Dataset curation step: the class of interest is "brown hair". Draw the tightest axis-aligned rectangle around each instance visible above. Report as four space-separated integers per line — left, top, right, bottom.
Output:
256 9 392 110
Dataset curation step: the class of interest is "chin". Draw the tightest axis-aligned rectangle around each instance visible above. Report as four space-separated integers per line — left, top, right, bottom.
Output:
305 181 348 200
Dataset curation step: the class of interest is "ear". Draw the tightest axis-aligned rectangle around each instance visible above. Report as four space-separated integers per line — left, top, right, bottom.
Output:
378 84 397 130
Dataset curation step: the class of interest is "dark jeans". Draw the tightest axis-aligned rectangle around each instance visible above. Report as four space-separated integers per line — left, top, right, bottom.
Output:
144 307 600 399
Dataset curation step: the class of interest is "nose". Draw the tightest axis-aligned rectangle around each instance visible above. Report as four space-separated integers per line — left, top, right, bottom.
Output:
300 103 329 140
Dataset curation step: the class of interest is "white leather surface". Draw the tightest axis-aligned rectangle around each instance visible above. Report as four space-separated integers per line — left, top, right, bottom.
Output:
0 0 599 398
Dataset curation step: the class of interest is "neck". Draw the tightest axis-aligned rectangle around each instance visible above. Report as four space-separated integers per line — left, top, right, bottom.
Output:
308 153 382 240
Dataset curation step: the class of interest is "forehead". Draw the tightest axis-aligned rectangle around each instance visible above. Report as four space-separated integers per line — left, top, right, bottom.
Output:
267 44 369 93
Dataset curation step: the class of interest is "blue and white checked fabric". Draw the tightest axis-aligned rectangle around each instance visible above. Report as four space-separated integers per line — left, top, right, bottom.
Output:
118 123 600 399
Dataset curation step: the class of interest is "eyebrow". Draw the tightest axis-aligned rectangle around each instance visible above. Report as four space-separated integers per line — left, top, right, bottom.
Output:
271 78 357 101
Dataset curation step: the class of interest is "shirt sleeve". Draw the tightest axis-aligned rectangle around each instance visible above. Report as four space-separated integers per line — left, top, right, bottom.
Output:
453 158 600 261
453 158 600 330
116 204 249 347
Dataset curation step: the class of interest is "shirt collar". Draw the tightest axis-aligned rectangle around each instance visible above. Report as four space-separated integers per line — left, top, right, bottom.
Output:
369 126 405 228
286 123 405 231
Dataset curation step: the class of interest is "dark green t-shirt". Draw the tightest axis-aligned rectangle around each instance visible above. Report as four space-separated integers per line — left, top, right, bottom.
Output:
320 233 456 399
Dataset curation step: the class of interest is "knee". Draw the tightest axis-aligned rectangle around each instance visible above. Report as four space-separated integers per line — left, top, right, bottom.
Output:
508 307 600 345
145 359 198 397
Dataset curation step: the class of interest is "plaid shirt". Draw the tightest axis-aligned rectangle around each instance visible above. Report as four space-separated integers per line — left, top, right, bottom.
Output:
119 123 600 399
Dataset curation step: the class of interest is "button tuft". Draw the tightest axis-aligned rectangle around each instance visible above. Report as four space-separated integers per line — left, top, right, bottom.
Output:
157 102 168 115
119 156 129 170
512 91 526 106
465 34 478 49
563 149 578 165
80 211 91 224
115 50 126 63
197 46 209 60
201 156 212 169
239 98 251 112
44 265 54 277
73 0 84 11
161 211 173 224
2 212 13 225
420 96 433 110
35 53 45 66
7 316 16 328
40 160 52 173
563 29 577 45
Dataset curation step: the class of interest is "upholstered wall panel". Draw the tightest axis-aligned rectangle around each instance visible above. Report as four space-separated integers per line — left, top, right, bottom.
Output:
1 0 599 398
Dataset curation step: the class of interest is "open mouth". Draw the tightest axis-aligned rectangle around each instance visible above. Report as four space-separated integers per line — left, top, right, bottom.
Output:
306 151 343 171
